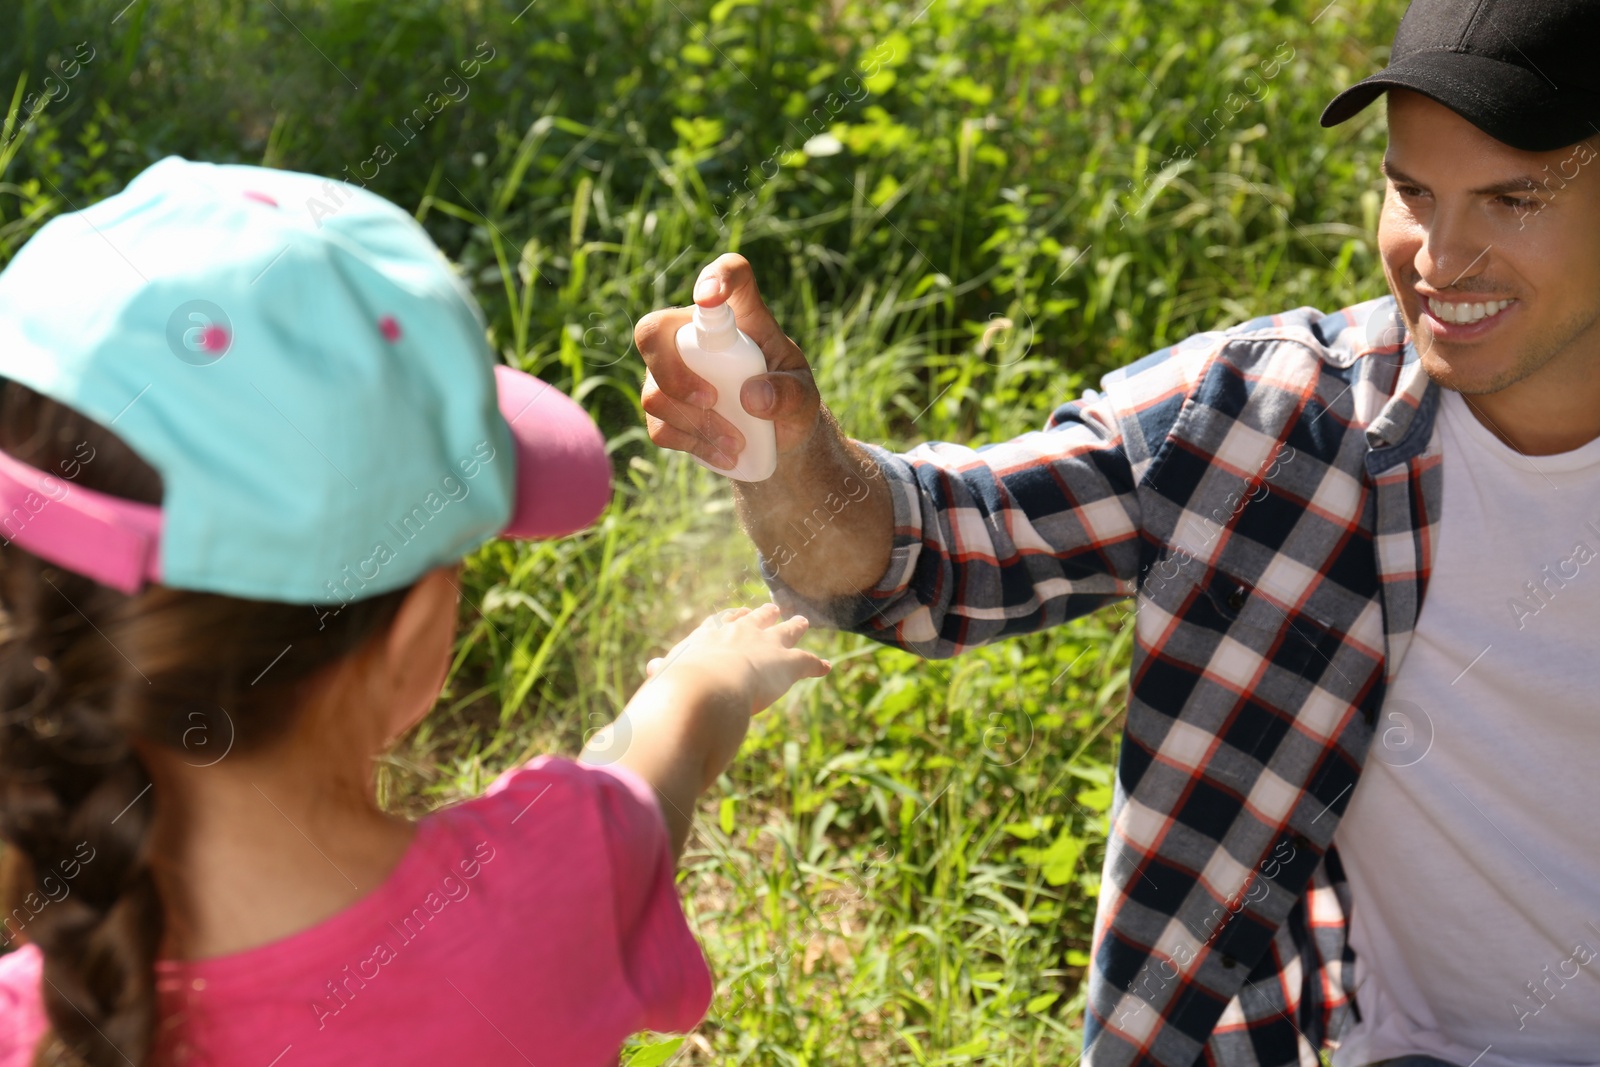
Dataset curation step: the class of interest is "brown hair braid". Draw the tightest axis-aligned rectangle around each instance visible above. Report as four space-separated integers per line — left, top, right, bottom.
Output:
0 379 414 1067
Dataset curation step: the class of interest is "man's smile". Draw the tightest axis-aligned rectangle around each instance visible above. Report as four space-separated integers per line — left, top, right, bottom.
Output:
1414 288 1521 341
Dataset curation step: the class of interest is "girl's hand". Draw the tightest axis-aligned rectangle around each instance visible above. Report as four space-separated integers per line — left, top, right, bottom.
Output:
645 602 831 716
603 604 830 856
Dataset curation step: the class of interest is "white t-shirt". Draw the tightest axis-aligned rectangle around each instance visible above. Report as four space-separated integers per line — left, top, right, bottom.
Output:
1331 386 1600 1067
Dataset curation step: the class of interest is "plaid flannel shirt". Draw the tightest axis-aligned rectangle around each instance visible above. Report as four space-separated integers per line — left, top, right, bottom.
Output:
760 293 1444 1067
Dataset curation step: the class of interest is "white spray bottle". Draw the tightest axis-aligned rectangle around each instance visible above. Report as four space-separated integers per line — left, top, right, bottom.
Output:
675 299 777 482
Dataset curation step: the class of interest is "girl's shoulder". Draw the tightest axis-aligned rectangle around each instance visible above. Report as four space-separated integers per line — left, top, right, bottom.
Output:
425 754 711 1033
429 753 677 921
433 752 667 860
484 751 658 816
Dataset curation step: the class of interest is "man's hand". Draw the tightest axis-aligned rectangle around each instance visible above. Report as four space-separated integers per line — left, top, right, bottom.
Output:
634 252 895 603
635 253 823 469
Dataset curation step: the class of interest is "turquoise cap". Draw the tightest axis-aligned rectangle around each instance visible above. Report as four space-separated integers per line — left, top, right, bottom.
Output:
0 156 611 605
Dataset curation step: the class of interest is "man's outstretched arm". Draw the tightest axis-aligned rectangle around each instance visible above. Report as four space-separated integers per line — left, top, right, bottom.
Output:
636 253 1162 657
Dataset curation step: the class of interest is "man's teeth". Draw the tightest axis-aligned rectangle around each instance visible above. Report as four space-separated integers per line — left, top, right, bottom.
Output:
1427 297 1514 324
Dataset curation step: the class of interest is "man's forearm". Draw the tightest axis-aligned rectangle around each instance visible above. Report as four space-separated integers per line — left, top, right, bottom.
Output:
731 406 894 602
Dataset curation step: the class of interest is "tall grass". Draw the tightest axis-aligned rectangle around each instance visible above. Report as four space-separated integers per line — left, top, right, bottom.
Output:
2 1 1398 1061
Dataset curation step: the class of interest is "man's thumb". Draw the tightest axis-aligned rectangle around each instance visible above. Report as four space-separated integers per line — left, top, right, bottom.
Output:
741 372 806 418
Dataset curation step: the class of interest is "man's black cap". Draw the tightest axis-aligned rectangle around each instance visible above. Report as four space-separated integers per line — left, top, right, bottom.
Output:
1320 0 1600 152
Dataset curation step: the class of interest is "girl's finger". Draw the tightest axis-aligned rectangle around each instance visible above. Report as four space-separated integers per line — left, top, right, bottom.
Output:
706 606 752 629
791 650 832 677
749 601 783 627
775 613 811 645
646 657 665 676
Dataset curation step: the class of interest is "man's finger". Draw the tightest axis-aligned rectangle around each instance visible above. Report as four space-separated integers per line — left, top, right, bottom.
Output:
693 253 796 360
740 370 819 421
635 307 717 406
643 412 738 470
643 375 745 452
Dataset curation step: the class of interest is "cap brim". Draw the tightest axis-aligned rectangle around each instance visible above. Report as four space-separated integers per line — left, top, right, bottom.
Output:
494 365 612 539
1320 51 1600 152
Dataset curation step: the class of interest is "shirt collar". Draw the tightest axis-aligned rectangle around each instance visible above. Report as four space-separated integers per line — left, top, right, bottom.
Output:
1364 329 1440 457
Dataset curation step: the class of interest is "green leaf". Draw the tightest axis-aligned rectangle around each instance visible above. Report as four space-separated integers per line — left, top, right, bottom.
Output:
948 76 994 107
623 1037 683 1067
709 0 755 22
944 1037 990 1058
879 32 913 67
1075 784 1113 813
670 115 724 150
868 174 900 207
719 795 737 835
1025 992 1060 1013
862 70 896 96
876 677 923 717
1016 827 1084 886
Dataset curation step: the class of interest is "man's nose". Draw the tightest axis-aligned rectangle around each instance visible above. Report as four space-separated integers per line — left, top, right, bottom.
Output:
1415 208 1492 290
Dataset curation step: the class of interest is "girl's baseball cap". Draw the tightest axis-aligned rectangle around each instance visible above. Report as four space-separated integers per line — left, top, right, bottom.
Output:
0 156 612 605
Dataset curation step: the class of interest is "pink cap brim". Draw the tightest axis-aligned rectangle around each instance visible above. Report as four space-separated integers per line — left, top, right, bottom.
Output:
0 447 163 595
494 365 612 539
0 367 606 597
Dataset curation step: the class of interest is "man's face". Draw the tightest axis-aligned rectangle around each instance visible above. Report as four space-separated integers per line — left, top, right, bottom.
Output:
1377 89 1600 395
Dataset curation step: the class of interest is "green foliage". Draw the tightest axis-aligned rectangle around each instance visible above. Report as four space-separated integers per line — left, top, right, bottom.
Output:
1 1 1399 1062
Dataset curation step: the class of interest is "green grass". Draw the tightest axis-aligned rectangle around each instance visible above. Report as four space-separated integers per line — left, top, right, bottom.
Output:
2 1 1399 1061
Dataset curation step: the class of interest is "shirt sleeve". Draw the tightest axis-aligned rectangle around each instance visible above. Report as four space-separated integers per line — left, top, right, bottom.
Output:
760 360 1195 659
580 762 714 1034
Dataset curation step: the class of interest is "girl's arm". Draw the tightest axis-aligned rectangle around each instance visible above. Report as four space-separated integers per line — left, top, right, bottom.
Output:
582 664 735 856
579 604 828 857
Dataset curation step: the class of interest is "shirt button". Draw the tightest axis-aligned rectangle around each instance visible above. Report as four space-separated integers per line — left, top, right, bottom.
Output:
1291 832 1311 851
1226 586 1247 611
1221 955 1238 969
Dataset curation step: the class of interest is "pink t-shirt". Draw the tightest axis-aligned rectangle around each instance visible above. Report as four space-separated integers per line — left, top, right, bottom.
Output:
0 757 712 1066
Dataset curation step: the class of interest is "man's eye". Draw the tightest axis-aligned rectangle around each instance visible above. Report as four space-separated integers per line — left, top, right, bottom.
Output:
1498 195 1538 211
1392 183 1425 198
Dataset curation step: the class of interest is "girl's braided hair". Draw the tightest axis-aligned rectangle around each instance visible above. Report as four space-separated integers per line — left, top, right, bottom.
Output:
0 378 413 1066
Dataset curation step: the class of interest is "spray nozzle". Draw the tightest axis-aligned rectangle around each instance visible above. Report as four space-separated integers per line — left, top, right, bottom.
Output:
691 301 736 349
693 301 734 331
